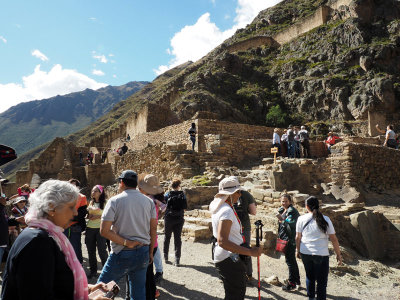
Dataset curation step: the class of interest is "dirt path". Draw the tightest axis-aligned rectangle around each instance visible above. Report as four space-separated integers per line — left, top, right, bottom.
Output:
88 234 400 300
2 233 398 299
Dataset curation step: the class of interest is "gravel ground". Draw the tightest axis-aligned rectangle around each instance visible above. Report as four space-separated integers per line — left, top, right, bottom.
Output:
85 234 400 300
1 232 398 299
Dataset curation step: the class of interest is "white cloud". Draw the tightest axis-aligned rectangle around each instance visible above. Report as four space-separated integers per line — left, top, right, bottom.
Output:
108 53 114 57
0 36 7 44
154 0 282 75
0 64 107 113
235 0 281 27
31 49 49 61
93 53 108 63
89 17 97 21
112 74 117 78
92 69 105 76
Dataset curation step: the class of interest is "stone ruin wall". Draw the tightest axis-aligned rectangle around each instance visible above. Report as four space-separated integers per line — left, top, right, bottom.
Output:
274 6 331 45
125 120 195 152
86 123 127 148
226 36 278 53
226 0 355 55
330 142 400 190
113 143 192 182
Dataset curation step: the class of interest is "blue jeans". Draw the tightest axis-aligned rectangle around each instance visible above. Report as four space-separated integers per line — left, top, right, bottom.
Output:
153 247 163 273
98 246 149 300
190 136 196 151
301 254 329 300
288 141 295 158
64 225 83 263
0 246 6 263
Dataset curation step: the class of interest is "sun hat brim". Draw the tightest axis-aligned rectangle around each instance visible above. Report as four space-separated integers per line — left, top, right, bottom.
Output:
138 179 164 195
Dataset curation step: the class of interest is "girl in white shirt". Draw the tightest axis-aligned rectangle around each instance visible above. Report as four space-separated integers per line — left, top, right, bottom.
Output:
295 196 342 300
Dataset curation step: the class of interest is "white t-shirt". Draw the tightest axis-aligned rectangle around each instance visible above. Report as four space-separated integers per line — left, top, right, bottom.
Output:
296 213 335 256
273 132 280 144
386 129 396 140
212 203 243 263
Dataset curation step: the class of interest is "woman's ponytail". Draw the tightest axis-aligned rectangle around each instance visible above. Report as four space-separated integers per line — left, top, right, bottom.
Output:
306 196 328 233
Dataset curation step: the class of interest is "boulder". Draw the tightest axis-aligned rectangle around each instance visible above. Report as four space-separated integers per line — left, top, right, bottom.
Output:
330 185 365 203
349 210 385 260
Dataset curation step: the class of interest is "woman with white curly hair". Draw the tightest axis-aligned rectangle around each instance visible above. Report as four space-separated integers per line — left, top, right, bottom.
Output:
2 179 111 300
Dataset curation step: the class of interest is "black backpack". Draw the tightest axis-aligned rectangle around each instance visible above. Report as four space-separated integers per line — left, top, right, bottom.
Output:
299 131 309 142
166 191 187 213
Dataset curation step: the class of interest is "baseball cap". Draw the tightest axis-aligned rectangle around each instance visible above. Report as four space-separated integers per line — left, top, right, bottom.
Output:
118 170 137 181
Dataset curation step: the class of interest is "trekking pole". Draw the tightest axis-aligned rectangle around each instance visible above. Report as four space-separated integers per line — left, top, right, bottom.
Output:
254 220 264 300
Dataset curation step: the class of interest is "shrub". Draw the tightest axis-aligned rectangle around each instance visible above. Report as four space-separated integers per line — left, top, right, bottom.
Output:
265 105 287 127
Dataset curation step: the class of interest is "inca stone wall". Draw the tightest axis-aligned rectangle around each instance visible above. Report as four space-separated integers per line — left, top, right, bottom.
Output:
114 143 196 181
227 36 278 53
330 142 400 190
274 6 331 45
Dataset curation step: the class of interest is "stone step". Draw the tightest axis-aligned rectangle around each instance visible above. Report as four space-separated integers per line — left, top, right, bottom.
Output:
157 220 211 241
182 224 212 241
185 209 212 219
184 217 212 228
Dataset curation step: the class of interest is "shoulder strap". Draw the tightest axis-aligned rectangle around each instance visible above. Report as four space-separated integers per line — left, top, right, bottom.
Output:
302 217 313 231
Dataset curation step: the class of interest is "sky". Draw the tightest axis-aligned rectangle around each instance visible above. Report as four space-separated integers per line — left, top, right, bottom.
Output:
0 0 282 113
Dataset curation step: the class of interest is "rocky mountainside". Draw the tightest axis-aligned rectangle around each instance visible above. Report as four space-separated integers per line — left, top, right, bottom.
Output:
69 0 400 145
0 81 148 155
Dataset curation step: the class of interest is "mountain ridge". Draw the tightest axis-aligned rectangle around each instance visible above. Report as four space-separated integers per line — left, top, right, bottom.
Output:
0 81 148 156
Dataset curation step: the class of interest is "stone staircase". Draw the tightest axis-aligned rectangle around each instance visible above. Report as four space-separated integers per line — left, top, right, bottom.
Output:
158 208 213 241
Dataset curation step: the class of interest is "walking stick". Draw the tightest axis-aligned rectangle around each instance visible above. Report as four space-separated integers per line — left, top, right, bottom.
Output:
254 220 264 300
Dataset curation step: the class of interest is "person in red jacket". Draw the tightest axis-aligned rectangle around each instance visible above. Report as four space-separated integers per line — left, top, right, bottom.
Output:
325 132 340 154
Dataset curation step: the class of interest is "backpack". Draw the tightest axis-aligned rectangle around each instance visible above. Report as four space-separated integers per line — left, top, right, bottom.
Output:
299 131 309 142
166 191 187 215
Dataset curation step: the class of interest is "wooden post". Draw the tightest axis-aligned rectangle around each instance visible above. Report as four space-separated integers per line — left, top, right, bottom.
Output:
271 147 278 165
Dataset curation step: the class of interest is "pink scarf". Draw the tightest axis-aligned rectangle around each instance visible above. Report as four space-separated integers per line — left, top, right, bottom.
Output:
25 209 88 300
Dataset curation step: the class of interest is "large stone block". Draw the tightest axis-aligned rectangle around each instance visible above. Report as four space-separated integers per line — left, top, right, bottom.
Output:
269 163 311 193
349 210 385 260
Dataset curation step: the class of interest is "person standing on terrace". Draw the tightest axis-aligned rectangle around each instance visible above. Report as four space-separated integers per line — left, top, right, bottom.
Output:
188 123 196 151
272 128 281 156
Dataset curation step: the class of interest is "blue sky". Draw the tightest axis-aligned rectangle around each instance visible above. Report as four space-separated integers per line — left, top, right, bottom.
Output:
0 0 281 113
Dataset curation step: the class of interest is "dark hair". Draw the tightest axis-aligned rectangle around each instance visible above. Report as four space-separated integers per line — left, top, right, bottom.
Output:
154 193 165 203
191 123 196 128
171 178 181 189
68 179 81 187
91 186 106 210
121 178 137 188
280 193 292 202
305 196 328 233
388 125 394 130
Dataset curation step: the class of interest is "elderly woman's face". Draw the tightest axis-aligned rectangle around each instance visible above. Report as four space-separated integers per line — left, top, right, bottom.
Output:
49 199 78 229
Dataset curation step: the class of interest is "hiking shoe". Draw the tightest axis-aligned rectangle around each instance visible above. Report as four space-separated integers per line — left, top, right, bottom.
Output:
154 272 163 284
173 258 180 266
282 282 297 291
164 255 170 264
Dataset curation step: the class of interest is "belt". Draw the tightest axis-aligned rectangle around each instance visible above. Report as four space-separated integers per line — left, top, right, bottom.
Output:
121 244 148 251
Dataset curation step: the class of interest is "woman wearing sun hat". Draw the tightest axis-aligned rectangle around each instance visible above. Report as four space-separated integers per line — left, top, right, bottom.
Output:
138 174 165 300
210 176 262 300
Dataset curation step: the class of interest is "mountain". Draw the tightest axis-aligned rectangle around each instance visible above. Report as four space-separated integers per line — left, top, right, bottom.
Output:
0 81 148 155
68 0 400 147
